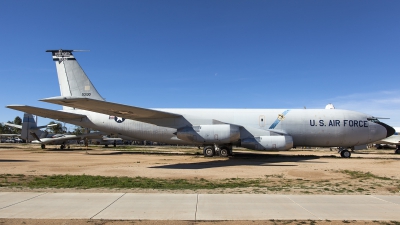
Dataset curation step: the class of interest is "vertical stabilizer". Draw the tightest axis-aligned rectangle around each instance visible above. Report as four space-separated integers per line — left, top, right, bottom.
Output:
21 113 37 141
46 49 104 110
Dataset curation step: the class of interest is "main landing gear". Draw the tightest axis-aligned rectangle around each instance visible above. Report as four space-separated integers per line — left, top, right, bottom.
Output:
395 146 400 154
40 144 70 150
203 145 232 157
338 147 351 158
59 144 70 150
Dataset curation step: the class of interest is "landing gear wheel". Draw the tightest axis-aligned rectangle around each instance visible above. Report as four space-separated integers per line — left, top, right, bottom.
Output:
219 148 229 157
41 144 45 149
341 150 351 158
60 144 65 150
395 149 400 154
203 146 215 157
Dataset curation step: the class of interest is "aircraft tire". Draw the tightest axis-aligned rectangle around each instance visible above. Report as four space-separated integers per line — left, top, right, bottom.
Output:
41 144 45 149
341 150 351 158
60 145 65 150
203 146 215 157
395 149 400 154
219 148 229 157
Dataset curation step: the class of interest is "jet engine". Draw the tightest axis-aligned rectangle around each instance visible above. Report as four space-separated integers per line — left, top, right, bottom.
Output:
176 124 240 144
241 135 293 151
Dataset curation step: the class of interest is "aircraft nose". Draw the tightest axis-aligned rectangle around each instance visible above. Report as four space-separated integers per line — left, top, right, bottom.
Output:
376 121 395 137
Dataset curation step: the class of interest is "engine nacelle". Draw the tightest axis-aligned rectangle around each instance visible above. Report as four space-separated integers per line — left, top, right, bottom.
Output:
241 135 293 151
176 124 240 144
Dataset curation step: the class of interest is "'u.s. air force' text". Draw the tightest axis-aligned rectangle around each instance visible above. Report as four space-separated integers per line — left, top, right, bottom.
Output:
309 120 368 127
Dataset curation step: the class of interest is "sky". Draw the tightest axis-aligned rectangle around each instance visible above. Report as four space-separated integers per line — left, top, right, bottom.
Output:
0 0 399 130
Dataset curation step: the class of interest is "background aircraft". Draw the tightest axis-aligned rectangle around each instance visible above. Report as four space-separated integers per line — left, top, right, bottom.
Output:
374 127 400 154
30 131 120 149
7 50 395 158
4 114 57 142
4 113 122 149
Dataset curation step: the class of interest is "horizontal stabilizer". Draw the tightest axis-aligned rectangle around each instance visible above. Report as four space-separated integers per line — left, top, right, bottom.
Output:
30 132 42 142
40 97 181 120
7 105 86 120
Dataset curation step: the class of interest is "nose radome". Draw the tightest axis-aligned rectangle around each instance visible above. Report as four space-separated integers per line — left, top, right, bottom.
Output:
376 121 395 137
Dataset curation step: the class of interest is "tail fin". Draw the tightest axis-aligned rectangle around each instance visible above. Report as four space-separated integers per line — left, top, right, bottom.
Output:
21 113 38 141
46 49 104 110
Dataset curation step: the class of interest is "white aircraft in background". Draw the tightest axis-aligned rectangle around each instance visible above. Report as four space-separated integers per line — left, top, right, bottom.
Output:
30 132 120 149
5 113 120 149
374 127 400 154
7 49 395 158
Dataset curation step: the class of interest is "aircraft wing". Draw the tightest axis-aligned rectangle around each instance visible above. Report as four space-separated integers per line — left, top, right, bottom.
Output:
4 123 22 129
41 97 181 120
34 132 106 144
102 137 123 141
7 105 86 120
375 135 400 145
35 136 81 144
0 134 20 137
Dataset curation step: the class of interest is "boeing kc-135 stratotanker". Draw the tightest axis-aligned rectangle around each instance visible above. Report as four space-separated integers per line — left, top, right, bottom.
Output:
7 49 395 158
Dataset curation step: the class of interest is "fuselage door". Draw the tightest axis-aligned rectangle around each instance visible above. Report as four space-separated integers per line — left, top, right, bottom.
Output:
259 115 265 128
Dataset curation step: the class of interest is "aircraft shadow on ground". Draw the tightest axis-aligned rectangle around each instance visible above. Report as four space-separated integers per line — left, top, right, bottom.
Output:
0 146 22 149
149 152 323 169
0 159 37 163
44 148 91 152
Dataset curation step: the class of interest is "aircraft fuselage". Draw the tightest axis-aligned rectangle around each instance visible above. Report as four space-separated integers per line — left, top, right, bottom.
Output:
62 108 388 148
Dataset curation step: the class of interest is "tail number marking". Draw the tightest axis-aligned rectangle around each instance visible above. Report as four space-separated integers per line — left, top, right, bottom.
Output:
82 93 91 96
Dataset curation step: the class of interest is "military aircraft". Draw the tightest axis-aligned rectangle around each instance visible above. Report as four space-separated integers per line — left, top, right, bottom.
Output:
30 131 117 149
4 113 56 142
7 49 395 158
374 127 400 154
5 113 117 149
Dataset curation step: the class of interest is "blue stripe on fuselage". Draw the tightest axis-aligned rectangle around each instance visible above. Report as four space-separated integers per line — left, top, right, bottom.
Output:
268 110 290 129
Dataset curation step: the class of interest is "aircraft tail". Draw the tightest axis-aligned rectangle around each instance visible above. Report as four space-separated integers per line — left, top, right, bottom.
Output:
46 49 104 110
21 113 38 141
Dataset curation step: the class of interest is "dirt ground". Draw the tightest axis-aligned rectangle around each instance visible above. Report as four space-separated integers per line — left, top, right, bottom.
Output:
1 144 400 194
1 144 400 224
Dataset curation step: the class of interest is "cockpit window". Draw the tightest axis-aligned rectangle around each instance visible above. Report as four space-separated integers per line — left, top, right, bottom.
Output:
367 118 380 123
